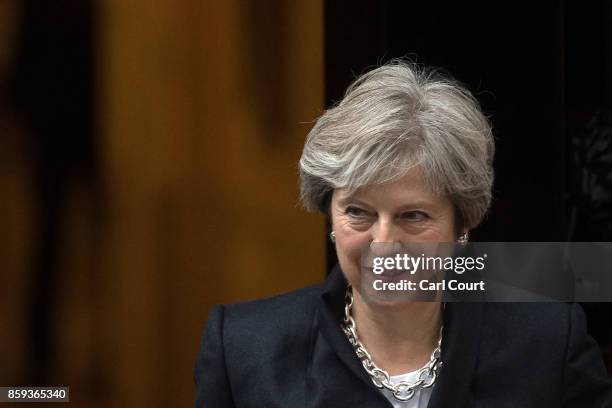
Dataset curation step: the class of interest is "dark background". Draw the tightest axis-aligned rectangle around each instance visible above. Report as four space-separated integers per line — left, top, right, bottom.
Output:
325 0 612 363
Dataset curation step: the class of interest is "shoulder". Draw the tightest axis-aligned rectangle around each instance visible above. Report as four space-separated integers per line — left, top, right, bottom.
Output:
222 281 325 328
204 282 326 387
481 302 577 342
477 303 586 371
211 281 326 355
483 301 574 323
477 303 612 404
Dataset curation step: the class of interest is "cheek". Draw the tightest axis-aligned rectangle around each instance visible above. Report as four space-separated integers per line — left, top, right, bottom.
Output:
334 228 370 286
418 222 456 242
334 218 371 259
432 212 459 242
336 232 364 260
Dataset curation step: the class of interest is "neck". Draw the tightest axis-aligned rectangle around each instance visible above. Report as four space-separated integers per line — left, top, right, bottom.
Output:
351 289 443 376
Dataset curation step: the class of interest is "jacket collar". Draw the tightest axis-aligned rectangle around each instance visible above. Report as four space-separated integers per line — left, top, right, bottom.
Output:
317 264 484 408
317 265 391 406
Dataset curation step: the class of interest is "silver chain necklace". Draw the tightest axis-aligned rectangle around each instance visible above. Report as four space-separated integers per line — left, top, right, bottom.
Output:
340 286 444 402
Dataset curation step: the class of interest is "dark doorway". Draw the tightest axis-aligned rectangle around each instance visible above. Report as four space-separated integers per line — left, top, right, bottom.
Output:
324 0 612 368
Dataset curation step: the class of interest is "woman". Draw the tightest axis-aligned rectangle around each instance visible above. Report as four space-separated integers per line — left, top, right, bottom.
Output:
194 61 612 407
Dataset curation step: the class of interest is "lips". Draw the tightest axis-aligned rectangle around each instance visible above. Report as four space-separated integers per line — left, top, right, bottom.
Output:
381 267 403 277
363 266 406 277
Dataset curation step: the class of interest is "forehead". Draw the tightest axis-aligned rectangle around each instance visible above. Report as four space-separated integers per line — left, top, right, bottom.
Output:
334 167 449 209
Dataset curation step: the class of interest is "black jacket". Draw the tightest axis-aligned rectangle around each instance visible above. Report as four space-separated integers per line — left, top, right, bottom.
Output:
194 265 612 407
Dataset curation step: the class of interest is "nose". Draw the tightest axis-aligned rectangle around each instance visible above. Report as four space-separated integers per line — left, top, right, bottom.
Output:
371 216 400 244
369 217 403 258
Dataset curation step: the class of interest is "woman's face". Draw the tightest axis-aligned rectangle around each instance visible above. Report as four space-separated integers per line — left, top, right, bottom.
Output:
330 168 463 291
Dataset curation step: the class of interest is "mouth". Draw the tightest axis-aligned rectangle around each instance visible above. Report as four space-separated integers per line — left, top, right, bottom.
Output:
363 266 406 278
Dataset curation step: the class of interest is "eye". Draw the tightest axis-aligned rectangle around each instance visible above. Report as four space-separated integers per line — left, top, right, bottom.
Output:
345 206 368 218
400 211 430 221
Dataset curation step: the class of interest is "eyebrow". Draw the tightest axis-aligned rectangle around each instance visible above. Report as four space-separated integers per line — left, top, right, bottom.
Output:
337 196 372 208
337 195 439 210
396 201 439 211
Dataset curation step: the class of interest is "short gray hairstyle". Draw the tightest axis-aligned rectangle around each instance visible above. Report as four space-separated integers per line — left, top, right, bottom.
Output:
299 60 495 229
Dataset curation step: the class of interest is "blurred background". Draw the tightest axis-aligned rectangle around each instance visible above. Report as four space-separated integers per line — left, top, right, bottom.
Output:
1 0 611 407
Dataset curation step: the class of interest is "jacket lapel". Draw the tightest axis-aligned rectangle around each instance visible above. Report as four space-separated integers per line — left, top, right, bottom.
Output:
426 301 484 408
317 266 388 392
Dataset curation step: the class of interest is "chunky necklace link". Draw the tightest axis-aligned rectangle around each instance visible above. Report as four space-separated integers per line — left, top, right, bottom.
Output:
340 286 443 401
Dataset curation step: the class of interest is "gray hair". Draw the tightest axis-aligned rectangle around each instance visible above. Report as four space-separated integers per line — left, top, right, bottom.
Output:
298 60 495 229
